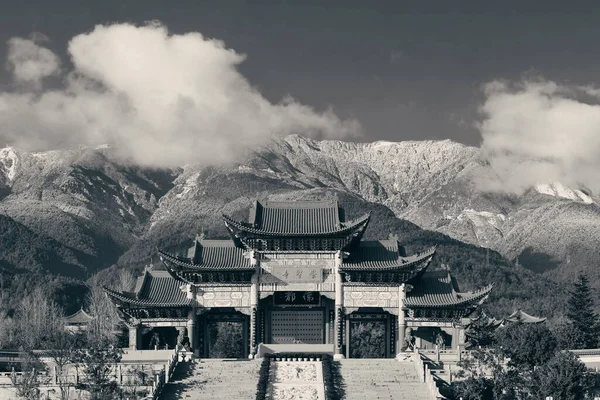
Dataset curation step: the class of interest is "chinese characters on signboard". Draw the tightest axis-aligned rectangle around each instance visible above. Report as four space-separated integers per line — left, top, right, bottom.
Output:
271 266 322 283
273 291 320 307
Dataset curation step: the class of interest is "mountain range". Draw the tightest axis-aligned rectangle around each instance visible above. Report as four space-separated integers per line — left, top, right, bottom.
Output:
1 135 598 317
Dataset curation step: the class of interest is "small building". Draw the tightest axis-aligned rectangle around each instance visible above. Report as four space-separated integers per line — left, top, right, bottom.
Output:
502 309 547 325
105 200 492 358
64 308 94 332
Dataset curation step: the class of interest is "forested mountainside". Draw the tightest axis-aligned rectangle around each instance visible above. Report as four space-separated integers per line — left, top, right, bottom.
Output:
1 135 598 319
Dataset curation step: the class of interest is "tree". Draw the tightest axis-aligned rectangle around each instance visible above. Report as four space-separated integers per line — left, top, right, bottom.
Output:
531 351 594 400
564 274 599 349
494 323 558 370
450 376 495 400
46 331 84 400
464 313 498 348
75 337 123 400
15 287 64 350
11 350 49 400
86 282 121 342
209 321 244 358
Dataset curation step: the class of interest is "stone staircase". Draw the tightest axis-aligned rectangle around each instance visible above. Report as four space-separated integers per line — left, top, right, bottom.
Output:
160 359 261 400
339 359 431 400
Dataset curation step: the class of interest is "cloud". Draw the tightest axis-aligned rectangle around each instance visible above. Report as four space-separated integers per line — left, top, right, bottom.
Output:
0 23 360 167
476 79 600 195
6 37 60 87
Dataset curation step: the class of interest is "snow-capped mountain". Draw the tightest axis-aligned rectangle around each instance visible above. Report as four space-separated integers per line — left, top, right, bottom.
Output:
0 135 598 291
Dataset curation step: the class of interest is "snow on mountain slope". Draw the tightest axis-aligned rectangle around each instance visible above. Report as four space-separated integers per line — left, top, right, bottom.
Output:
1 135 599 287
535 182 595 204
0 145 177 275
0 147 18 184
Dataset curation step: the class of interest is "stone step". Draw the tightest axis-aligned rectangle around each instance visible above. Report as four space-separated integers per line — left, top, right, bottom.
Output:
160 359 261 400
338 359 431 400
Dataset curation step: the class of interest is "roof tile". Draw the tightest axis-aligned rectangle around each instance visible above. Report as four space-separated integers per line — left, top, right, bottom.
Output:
405 270 492 308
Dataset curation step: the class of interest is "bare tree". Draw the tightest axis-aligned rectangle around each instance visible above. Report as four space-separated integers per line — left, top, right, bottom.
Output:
116 269 136 292
11 350 49 400
86 283 121 342
16 287 64 350
46 331 83 400
0 313 17 349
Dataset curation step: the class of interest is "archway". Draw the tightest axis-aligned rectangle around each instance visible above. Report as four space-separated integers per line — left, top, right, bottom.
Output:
346 309 394 358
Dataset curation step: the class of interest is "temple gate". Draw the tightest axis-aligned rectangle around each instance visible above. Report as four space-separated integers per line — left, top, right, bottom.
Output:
106 200 492 359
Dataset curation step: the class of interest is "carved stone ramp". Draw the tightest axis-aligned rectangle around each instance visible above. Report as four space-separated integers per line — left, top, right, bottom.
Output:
339 359 431 400
268 360 326 400
160 359 261 400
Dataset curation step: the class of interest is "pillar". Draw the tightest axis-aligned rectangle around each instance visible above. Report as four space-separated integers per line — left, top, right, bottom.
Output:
187 313 198 355
249 261 259 358
128 324 141 350
397 283 407 355
334 250 345 360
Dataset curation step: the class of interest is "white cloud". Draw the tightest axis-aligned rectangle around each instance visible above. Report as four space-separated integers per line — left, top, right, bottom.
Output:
0 23 360 167
6 37 60 87
476 80 600 195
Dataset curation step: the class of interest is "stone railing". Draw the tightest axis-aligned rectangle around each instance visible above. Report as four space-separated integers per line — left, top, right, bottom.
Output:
413 348 445 400
570 348 600 356
0 347 185 399
148 346 182 399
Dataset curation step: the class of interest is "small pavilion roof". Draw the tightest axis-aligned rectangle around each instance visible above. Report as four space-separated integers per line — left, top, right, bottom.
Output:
504 309 547 324
405 270 493 308
64 308 94 324
223 200 371 237
158 240 253 271
467 311 503 329
104 268 191 308
342 240 436 271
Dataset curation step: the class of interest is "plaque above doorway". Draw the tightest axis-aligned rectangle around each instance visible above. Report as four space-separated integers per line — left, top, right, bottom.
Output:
273 291 320 307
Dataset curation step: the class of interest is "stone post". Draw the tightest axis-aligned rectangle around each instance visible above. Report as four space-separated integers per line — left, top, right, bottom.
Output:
334 250 345 360
397 283 407 355
128 324 141 350
249 251 259 358
187 312 197 354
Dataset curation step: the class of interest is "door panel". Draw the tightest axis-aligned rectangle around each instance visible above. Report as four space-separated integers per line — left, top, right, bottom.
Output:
270 310 324 344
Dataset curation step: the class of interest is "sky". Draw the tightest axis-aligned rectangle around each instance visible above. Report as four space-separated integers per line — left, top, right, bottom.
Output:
1 1 600 192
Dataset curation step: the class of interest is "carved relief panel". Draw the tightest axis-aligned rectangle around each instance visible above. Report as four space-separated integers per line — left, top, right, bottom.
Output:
343 286 399 310
196 286 251 308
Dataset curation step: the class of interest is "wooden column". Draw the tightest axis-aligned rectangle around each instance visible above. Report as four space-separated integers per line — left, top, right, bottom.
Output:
249 251 259 358
334 250 345 360
397 283 407 355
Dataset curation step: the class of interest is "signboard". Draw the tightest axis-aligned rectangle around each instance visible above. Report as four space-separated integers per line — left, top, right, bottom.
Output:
273 291 320 307
271 266 322 283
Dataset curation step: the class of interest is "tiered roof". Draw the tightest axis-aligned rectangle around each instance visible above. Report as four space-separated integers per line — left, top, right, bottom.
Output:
251 200 341 234
105 200 493 316
104 268 192 308
405 270 493 309
159 239 253 272
342 240 436 272
223 200 370 250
